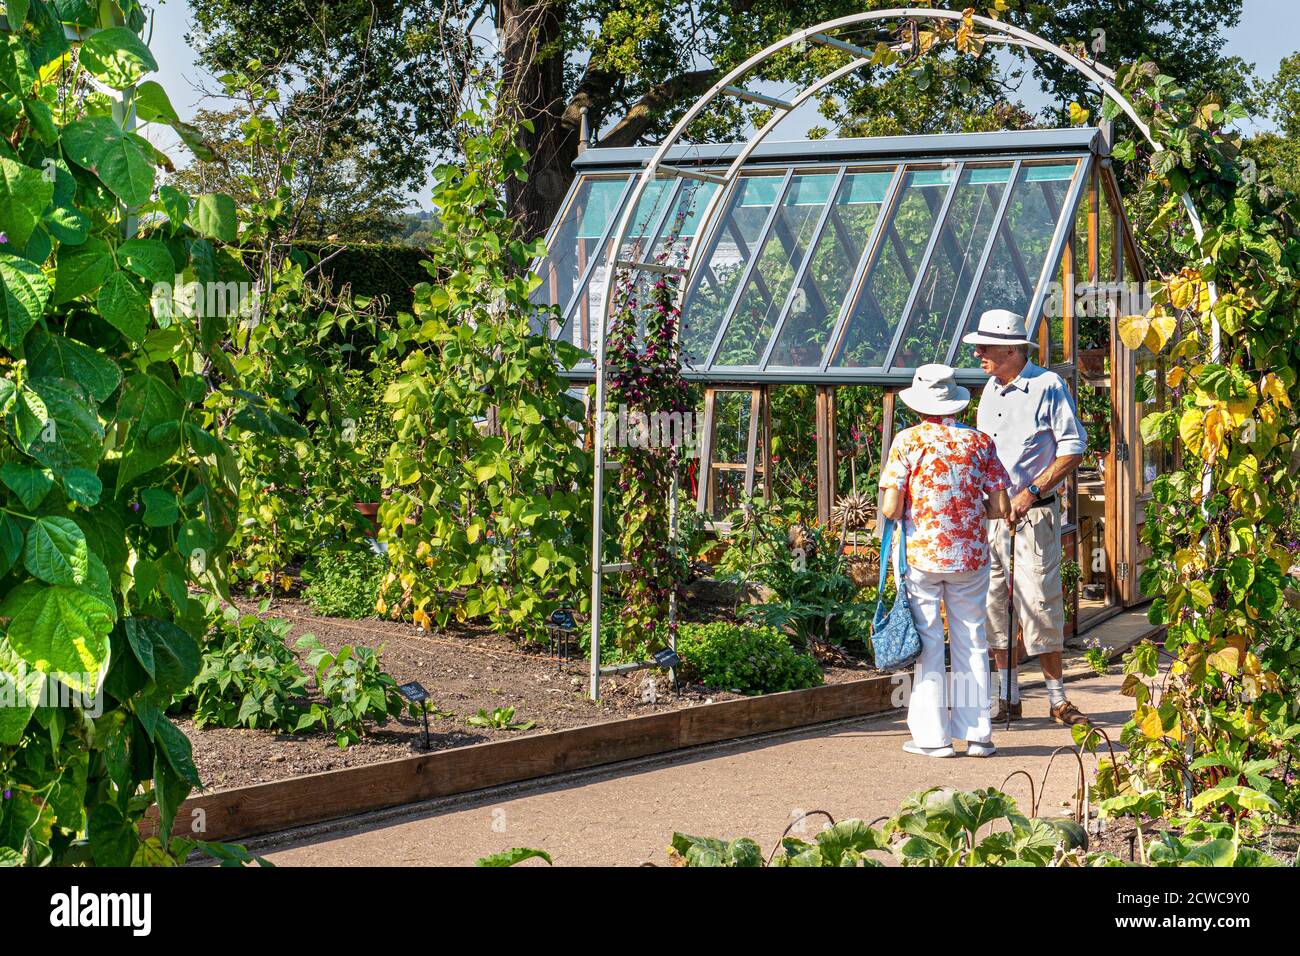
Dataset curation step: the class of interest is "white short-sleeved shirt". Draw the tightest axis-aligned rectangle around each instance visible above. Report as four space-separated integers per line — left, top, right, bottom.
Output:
975 362 1087 495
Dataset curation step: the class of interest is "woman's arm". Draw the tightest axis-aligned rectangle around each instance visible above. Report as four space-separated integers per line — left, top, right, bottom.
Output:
881 486 905 521
985 489 1009 519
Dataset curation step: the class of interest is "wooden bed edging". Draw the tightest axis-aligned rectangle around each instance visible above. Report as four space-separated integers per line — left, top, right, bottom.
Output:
146 674 899 843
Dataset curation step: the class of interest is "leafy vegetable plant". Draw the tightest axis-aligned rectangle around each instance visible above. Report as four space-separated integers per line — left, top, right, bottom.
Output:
294 635 406 746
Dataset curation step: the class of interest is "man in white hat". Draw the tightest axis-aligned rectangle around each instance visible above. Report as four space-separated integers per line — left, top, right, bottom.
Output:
964 309 1090 727
879 364 1010 757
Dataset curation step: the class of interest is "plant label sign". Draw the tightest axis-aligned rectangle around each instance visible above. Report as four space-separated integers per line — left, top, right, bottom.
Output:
397 681 430 703
652 648 681 670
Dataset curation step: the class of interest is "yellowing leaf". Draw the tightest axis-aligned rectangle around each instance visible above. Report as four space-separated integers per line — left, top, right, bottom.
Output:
1262 372 1291 409
1143 309 1177 352
1138 705 1164 740
1179 407 1205 456
1166 366 1185 388
1118 312 1149 350
1200 404 1231 461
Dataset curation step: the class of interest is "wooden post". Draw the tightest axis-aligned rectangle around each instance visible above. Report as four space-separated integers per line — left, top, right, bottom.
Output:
696 387 717 516
762 385 772 503
815 385 837 526
744 388 761 499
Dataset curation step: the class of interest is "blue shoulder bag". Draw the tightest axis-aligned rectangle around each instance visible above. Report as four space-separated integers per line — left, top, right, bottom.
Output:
870 519 921 671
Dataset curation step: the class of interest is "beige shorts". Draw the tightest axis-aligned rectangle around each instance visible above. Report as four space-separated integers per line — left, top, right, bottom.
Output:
986 499 1065 655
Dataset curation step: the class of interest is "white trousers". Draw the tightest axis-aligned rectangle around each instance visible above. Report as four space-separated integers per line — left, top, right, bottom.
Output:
904 564 993 748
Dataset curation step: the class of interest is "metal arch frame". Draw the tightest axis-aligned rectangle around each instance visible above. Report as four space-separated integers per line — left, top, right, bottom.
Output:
587 7 1218 701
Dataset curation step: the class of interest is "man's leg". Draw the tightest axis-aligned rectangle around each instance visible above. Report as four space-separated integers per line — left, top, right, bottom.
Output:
1017 501 1088 725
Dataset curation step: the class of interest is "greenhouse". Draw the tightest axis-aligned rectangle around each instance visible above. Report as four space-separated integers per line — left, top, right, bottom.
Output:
533 124 1169 639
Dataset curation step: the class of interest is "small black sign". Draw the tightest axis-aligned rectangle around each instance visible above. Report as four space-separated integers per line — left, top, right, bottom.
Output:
653 648 681 670
550 608 576 630
397 681 429 703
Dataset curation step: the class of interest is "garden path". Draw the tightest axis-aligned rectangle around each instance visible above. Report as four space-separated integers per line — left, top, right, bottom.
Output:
254 668 1132 866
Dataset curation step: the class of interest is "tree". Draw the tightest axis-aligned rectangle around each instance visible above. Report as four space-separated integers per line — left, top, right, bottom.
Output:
168 108 408 242
187 0 1252 238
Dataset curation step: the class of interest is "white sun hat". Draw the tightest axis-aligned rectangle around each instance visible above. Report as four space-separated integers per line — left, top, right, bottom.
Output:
962 308 1033 346
898 363 970 417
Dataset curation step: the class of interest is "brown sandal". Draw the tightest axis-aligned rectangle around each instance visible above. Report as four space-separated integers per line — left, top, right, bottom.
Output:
1050 699 1091 727
992 700 1022 722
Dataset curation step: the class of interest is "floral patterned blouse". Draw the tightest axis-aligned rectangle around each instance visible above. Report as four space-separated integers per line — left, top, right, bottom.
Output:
879 417 1010 573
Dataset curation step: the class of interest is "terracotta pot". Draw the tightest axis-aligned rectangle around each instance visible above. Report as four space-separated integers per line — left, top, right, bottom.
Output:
1079 347 1106 379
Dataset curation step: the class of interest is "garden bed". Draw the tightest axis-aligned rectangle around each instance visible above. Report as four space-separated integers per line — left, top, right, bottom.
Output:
181 598 879 790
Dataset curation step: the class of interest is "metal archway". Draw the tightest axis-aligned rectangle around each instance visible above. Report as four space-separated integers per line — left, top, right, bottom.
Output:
587 7 1213 700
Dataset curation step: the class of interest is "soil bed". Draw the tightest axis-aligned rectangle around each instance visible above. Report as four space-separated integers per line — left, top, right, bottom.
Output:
180 598 879 790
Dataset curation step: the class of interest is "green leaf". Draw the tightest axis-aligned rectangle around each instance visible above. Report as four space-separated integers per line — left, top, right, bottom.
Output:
61 467 101 506
22 378 104 473
0 156 54 250
5 1 29 30
115 372 183 492
42 203 89 245
187 193 237 243
97 270 150 341
24 514 89 585
25 329 122 402
0 460 53 509
158 184 189 231
474 847 553 867
124 617 200 701
87 802 137 867
152 715 200 787
0 252 51 349
132 80 180 124
140 486 178 526
0 513 22 576
4 584 113 692
53 236 113 303
61 116 155 207
0 636 43 744
77 26 158 89
118 238 176 284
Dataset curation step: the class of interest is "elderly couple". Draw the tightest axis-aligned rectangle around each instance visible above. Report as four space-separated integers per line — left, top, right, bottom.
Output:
878 309 1089 758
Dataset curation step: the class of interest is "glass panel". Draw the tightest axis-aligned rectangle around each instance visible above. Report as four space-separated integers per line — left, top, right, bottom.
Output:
712 173 837 367
830 166 954 369
887 164 1012 369
954 161 1079 367
558 178 676 353
531 176 628 328
767 170 892 368
679 174 787 367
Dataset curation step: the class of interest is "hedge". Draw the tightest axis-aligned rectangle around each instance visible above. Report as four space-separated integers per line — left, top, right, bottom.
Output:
295 241 432 316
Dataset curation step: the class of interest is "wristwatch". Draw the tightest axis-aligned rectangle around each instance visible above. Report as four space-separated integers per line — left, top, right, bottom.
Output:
1028 482 1042 498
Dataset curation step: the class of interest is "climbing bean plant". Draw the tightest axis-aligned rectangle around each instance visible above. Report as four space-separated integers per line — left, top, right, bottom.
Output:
1098 61 1300 821
377 94 590 638
0 4 250 864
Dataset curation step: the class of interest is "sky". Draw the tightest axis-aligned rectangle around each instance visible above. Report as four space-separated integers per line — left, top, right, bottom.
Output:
143 0 1299 207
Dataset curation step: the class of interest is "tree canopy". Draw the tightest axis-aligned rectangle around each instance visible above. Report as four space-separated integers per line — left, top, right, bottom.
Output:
186 1 1253 237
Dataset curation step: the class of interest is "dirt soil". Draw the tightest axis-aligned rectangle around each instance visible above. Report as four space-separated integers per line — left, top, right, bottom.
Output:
180 598 878 791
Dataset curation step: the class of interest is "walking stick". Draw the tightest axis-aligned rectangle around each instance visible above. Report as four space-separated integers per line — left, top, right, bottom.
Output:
1005 517 1017 732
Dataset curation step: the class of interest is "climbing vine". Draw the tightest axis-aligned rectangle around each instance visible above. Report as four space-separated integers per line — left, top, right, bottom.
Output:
605 265 692 653
1094 61 1300 821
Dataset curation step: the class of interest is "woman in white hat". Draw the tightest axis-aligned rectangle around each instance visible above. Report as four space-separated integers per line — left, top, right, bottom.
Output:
878 364 1010 757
